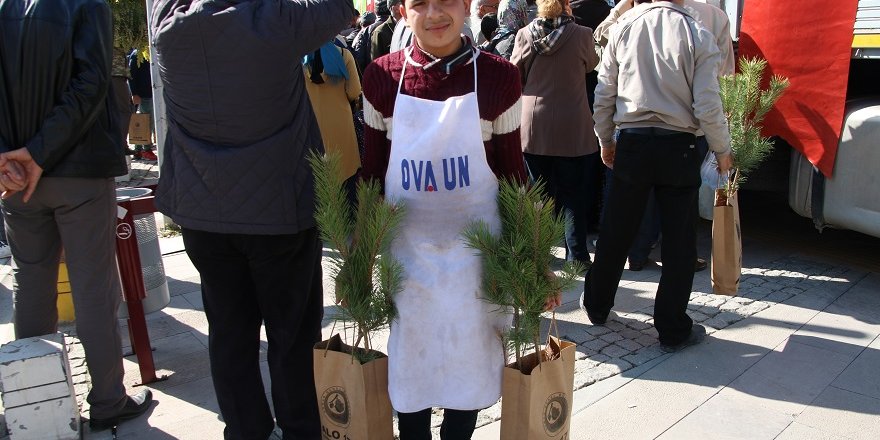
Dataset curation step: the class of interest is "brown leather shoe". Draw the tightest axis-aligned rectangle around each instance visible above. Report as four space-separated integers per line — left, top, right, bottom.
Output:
695 257 708 272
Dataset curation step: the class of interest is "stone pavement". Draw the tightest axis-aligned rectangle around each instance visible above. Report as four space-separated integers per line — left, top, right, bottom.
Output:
1 184 879 438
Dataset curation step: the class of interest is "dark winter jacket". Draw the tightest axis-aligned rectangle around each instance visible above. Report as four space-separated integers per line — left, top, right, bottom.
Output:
128 50 153 100
152 0 354 235
0 0 127 178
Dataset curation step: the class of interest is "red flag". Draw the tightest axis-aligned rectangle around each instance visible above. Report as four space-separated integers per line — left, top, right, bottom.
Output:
738 0 859 177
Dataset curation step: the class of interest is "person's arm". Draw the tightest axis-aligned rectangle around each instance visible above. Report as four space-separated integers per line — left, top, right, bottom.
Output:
279 0 356 57
25 1 113 172
691 27 731 158
592 31 619 150
509 29 532 86
360 61 393 189
717 17 735 77
343 49 362 102
583 27 599 73
594 0 632 47
489 63 527 184
371 22 391 60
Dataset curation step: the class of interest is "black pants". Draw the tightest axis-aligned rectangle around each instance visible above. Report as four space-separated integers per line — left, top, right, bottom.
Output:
183 227 324 440
524 152 600 264
583 131 700 345
397 408 480 440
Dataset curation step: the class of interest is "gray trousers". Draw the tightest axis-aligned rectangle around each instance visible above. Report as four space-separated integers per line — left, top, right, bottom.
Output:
2 177 127 418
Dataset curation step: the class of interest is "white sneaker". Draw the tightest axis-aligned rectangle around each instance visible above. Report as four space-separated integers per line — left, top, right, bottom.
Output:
0 241 11 259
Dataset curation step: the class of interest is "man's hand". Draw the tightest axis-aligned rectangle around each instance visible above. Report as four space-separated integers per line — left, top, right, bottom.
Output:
601 144 616 169
0 158 27 196
543 270 562 311
0 148 43 202
716 152 734 173
132 95 142 106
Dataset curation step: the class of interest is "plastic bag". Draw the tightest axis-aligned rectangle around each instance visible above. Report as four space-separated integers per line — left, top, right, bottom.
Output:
701 152 725 189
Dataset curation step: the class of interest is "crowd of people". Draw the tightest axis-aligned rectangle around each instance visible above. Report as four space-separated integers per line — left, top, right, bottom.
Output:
0 0 733 438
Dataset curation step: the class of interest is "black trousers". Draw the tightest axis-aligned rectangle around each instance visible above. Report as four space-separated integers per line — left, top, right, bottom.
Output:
524 152 600 264
397 408 480 440
183 227 324 440
583 131 701 346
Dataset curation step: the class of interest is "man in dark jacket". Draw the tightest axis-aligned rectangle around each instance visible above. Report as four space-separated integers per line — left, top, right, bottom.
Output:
152 1 354 438
370 0 401 60
0 0 152 431
127 49 158 161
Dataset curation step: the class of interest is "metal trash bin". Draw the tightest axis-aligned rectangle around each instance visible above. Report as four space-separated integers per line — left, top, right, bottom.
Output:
116 188 170 318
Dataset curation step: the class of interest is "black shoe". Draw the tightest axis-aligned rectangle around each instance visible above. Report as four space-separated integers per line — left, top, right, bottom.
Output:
89 389 153 431
660 324 707 353
628 260 645 272
695 257 708 272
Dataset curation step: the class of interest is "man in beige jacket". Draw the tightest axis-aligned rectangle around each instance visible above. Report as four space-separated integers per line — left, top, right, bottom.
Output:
583 0 733 351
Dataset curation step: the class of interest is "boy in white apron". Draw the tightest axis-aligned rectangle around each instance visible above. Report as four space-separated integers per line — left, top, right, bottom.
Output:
360 0 561 437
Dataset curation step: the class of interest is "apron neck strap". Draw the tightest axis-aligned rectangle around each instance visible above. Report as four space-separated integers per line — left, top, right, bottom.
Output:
398 46 480 97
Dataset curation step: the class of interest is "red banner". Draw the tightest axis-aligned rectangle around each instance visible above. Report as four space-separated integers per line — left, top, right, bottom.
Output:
739 0 859 177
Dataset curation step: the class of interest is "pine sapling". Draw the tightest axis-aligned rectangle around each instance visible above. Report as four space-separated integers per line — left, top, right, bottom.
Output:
463 179 582 372
309 151 406 363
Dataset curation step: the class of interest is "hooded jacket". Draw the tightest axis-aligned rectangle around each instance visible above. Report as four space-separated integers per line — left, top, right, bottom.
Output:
0 0 127 178
152 0 354 235
511 22 600 157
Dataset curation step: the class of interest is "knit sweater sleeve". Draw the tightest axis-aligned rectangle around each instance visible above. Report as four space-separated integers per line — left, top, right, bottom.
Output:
482 56 527 184
360 56 399 189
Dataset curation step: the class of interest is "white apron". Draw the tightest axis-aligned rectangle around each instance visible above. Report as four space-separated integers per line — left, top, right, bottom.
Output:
385 48 510 412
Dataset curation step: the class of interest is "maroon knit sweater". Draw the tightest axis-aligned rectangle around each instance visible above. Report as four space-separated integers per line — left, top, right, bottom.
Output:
361 44 527 188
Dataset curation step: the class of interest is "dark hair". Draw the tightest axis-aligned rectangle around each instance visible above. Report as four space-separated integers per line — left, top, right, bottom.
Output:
481 13 499 42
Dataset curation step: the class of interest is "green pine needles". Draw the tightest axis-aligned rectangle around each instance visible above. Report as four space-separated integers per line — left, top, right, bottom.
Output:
309 151 406 364
719 56 790 192
463 179 582 373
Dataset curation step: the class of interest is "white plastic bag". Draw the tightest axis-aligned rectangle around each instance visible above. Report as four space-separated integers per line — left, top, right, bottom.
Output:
701 152 725 189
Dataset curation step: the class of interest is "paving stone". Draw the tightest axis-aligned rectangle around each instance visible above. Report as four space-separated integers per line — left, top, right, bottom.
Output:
619 329 642 339
601 344 632 359
586 353 612 364
635 334 658 347
730 296 755 305
737 301 771 316
714 311 744 326
623 345 665 366
762 282 784 292
625 320 652 331
698 305 720 316
625 312 654 323
719 300 741 312
605 320 626 332
689 311 710 322
605 358 633 374
599 332 624 343
641 327 659 338
703 317 728 330
689 295 710 305
616 339 643 352
781 286 805 295
581 338 609 352
585 325 612 336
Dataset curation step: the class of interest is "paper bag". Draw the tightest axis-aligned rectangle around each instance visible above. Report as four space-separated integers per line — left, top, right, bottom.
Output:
500 336 577 440
711 189 742 295
128 113 152 145
313 334 393 440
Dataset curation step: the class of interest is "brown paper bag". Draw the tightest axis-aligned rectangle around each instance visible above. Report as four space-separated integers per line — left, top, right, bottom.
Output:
313 334 393 440
128 113 152 144
711 188 742 295
500 335 577 440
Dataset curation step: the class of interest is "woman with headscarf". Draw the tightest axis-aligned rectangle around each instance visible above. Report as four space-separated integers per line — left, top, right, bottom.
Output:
486 0 537 59
303 40 362 204
511 0 600 267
